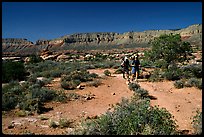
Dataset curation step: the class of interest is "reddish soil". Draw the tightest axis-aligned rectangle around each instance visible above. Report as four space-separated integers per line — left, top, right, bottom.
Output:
2 69 202 135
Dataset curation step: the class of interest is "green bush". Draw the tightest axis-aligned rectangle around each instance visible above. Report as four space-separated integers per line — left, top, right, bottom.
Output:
146 33 193 70
104 70 111 76
113 67 123 74
61 79 81 90
184 78 202 89
2 60 28 83
66 92 81 101
19 98 44 114
59 118 72 128
76 95 178 135
128 83 141 91
28 54 43 64
162 67 182 81
135 88 149 98
49 120 58 128
191 110 202 135
181 64 202 79
15 110 27 117
174 80 184 89
148 69 163 82
2 92 19 111
30 87 57 102
54 90 68 103
89 73 98 78
86 79 102 87
2 81 24 111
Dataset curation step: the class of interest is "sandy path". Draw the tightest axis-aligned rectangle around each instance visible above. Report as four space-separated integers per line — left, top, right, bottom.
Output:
139 81 202 134
44 69 134 120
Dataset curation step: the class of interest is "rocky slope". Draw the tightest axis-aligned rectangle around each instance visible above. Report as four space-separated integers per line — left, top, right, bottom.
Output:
2 24 202 56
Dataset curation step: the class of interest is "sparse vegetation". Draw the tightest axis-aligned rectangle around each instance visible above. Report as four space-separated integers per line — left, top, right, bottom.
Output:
86 79 102 87
49 120 58 128
184 78 202 89
174 80 184 89
74 94 178 135
59 118 72 128
104 70 111 76
191 109 202 135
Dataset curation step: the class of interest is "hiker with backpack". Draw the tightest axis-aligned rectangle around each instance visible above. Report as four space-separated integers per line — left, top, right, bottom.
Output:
130 55 140 82
121 56 130 83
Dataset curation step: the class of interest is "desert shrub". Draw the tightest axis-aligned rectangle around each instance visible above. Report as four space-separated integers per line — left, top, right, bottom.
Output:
59 118 72 128
2 81 24 111
61 79 81 90
39 115 49 120
29 87 56 102
128 83 140 91
28 54 43 64
54 90 68 103
112 64 120 69
61 70 98 90
84 64 96 69
19 98 44 114
49 69 63 78
66 92 81 101
2 92 19 111
76 95 178 135
191 110 202 135
154 59 168 69
89 73 98 78
181 64 202 79
86 79 102 87
2 60 28 83
174 80 184 89
104 70 111 76
35 77 51 87
162 67 182 81
184 78 202 89
113 67 123 74
134 88 149 98
140 59 153 68
93 60 115 69
25 60 60 77
146 33 193 70
69 70 93 82
148 69 163 82
27 74 38 83
15 110 27 117
49 120 58 128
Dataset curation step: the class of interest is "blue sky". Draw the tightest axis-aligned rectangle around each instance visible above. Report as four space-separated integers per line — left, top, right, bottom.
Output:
2 2 202 43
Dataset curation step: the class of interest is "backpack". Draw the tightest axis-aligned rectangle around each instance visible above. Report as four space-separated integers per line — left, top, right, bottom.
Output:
132 60 140 67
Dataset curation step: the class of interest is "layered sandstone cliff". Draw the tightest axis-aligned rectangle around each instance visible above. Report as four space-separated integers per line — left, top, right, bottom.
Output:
2 24 202 56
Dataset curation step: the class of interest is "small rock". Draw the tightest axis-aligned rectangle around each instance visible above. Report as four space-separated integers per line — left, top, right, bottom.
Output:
77 85 81 89
86 115 98 119
112 93 116 95
8 124 14 129
40 125 49 128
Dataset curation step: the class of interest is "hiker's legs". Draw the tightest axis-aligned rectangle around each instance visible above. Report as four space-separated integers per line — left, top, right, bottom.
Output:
131 73 135 81
122 72 125 79
126 70 130 82
122 69 126 79
135 71 139 82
